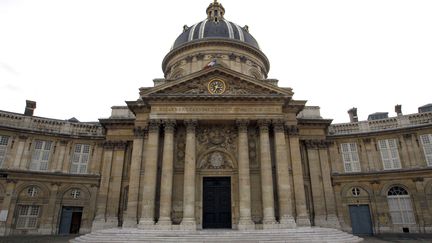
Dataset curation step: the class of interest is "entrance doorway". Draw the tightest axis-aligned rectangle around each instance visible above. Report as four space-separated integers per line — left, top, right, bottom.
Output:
202 177 231 229
349 205 373 235
58 206 83 234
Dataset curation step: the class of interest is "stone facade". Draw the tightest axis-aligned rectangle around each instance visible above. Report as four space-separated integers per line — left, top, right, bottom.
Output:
0 0 431 237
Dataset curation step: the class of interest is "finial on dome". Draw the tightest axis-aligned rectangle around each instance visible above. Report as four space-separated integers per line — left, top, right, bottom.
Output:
206 0 225 22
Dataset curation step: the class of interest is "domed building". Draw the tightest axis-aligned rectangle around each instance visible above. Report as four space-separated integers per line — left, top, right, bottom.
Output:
0 0 431 241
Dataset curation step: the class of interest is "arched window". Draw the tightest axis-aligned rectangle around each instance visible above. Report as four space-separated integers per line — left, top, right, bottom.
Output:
387 186 415 224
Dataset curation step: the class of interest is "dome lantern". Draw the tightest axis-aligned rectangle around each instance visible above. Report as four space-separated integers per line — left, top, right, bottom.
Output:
206 0 225 23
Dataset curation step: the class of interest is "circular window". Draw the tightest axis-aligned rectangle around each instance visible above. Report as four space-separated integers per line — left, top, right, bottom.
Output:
27 187 38 197
71 189 81 199
351 187 361 197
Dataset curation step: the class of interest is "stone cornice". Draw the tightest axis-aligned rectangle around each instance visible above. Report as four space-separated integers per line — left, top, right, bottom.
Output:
0 110 105 139
332 167 432 182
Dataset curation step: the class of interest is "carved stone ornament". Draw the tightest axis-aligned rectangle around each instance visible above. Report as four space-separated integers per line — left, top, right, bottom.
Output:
198 151 234 169
272 119 285 133
163 120 176 133
197 125 237 154
258 120 271 132
236 120 249 133
148 120 160 133
287 125 299 136
153 74 280 96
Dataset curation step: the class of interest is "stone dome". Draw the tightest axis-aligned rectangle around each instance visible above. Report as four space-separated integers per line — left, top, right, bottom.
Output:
171 1 260 50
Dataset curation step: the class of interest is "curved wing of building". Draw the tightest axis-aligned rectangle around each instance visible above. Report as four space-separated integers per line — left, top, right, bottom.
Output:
0 0 431 238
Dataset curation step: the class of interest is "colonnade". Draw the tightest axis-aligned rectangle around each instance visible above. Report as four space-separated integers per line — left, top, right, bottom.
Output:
122 119 312 229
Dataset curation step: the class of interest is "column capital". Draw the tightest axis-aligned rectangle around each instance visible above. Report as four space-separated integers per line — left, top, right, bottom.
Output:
184 119 198 132
103 141 127 150
236 120 249 133
148 120 161 133
257 119 271 132
133 127 148 138
272 119 286 133
163 120 177 133
304 139 331 149
287 125 299 136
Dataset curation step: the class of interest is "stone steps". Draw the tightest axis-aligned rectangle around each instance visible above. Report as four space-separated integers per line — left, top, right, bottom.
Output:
70 227 363 243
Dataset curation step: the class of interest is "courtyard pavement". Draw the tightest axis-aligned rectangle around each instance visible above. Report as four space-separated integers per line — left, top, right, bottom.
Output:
0 234 431 243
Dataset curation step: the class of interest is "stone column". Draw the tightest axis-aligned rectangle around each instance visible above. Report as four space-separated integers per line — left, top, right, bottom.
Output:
272 120 296 228
305 141 326 226
139 120 160 229
92 143 114 231
124 128 146 227
258 120 276 228
157 120 176 228
181 120 197 230
287 125 311 226
0 180 17 236
318 143 341 228
106 142 127 225
236 120 254 230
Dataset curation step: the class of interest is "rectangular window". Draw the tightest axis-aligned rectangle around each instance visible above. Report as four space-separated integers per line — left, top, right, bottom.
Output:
388 196 415 224
420 134 432 166
70 144 90 174
378 139 401 170
30 140 52 171
16 205 40 229
340 142 361 172
0 135 9 168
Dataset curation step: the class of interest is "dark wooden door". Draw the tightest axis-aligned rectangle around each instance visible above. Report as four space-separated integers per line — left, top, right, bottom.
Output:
203 177 231 229
349 205 373 235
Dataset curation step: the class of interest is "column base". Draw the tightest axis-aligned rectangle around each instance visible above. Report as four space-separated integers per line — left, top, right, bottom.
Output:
237 218 255 230
138 218 155 229
180 218 196 230
155 218 173 230
262 218 277 229
122 218 138 228
314 215 327 227
325 214 341 229
296 215 311 226
92 217 118 232
279 216 297 228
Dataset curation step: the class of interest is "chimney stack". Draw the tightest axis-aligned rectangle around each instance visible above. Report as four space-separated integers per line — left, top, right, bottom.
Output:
348 107 358 122
24 100 36 116
395 104 402 116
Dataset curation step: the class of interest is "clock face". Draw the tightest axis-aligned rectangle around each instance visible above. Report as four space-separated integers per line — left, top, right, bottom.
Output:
208 79 226 94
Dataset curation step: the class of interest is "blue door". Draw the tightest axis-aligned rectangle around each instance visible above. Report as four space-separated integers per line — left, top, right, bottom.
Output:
349 205 373 235
58 207 83 234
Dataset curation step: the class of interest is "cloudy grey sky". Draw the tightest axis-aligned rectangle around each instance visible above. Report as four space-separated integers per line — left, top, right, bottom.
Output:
1 0 431 123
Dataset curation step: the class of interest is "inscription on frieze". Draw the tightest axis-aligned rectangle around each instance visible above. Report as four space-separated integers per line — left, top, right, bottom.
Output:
152 106 281 114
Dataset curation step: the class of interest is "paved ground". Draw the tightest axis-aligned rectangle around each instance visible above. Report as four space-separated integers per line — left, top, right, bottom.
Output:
0 234 431 243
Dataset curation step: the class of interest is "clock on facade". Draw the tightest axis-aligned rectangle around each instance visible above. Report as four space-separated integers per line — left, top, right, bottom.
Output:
207 79 226 94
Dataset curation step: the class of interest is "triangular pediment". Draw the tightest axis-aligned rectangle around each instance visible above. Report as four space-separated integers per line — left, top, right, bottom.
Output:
140 66 293 99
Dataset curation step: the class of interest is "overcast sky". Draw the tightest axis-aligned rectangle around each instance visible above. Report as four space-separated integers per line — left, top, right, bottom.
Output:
1 0 431 123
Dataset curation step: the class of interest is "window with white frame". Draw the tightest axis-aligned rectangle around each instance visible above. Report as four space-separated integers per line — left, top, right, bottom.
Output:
70 144 90 174
419 134 432 166
0 135 9 168
378 139 401 170
29 140 52 171
387 186 415 224
340 142 361 172
16 205 40 229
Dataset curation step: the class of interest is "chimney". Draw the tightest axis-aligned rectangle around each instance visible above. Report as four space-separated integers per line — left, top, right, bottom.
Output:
348 107 358 122
24 100 36 116
395 104 402 116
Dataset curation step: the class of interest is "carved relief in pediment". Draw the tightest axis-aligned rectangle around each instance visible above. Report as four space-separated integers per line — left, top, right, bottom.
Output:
152 77 280 96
